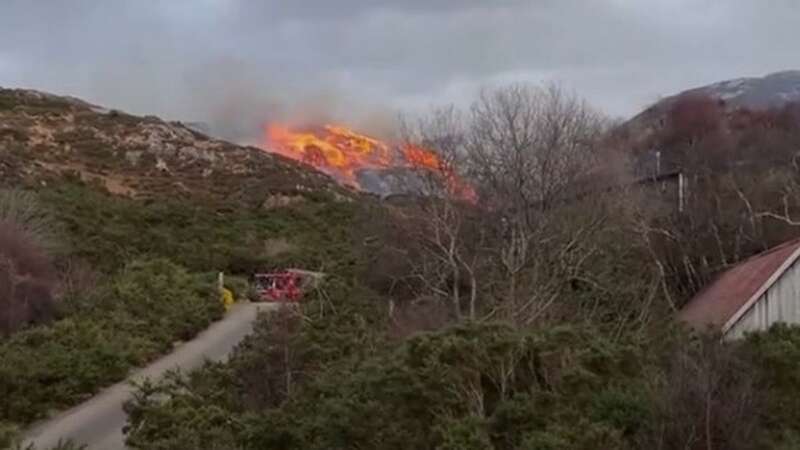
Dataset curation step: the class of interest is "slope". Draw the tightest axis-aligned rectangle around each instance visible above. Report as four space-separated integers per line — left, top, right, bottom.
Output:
0 87 352 204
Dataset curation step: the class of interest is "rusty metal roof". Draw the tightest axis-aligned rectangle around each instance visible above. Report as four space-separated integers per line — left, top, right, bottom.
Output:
679 238 800 331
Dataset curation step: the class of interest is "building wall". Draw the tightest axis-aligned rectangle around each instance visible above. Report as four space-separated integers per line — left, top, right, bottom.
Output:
728 258 800 339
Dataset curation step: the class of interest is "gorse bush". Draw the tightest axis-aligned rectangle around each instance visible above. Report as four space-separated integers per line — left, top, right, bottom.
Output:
0 259 222 425
122 276 800 450
37 181 362 276
0 176 366 433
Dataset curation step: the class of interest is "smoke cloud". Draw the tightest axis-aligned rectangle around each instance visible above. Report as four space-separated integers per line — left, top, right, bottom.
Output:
1 0 798 143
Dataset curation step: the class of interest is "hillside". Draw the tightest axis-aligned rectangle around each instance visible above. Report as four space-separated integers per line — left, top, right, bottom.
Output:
0 88 351 205
681 70 800 110
624 70 800 143
0 88 376 449
2 85 800 450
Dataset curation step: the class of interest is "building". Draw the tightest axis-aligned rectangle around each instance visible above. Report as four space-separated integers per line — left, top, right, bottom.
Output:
679 238 800 339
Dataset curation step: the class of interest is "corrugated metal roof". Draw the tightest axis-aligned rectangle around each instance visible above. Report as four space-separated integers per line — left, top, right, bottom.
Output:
678 237 800 330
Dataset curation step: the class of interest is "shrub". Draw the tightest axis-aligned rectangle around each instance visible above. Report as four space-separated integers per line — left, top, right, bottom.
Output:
124 316 653 450
0 189 58 251
0 422 20 450
0 222 56 335
0 259 223 425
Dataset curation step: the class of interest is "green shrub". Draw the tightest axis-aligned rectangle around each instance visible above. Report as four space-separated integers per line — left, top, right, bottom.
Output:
747 324 800 445
0 422 20 450
224 275 250 301
0 259 222 426
37 181 362 276
124 314 652 450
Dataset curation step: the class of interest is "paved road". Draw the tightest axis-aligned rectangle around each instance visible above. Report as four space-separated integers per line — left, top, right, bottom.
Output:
23 302 276 450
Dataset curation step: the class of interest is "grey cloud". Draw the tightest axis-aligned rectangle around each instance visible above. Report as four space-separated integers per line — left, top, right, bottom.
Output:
0 0 798 140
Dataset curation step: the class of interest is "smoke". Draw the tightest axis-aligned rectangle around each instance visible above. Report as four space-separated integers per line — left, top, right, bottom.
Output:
173 59 401 145
0 1 403 146
4 0 798 137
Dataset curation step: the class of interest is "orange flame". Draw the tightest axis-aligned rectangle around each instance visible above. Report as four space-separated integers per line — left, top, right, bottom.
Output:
263 123 476 202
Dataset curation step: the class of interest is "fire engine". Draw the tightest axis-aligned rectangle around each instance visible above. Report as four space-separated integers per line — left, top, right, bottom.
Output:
252 269 324 302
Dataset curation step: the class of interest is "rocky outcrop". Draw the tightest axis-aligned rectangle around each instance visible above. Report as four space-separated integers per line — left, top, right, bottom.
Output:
0 87 354 204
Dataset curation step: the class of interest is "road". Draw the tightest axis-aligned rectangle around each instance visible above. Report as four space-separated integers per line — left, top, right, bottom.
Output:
23 302 276 450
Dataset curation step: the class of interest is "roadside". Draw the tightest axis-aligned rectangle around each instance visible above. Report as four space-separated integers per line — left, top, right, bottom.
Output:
23 302 276 450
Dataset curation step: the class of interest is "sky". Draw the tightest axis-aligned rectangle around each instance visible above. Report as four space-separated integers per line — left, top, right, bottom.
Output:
0 0 798 141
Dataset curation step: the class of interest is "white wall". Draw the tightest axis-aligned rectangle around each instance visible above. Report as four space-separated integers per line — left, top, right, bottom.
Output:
728 259 800 339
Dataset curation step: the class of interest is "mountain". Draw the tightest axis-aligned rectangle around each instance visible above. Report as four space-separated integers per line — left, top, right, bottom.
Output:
0 88 351 205
622 70 800 153
683 70 800 110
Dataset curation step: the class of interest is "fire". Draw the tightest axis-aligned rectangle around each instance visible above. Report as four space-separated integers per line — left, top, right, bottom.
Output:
263 123 476 202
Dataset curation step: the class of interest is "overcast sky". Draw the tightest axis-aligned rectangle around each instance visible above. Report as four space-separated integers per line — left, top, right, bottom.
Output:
1 0 798 139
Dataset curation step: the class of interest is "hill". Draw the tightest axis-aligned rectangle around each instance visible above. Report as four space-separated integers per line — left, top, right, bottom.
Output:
0 87 351 205
624 70 800 143
2 84 800 450
0 87 375 447
680 70 800 110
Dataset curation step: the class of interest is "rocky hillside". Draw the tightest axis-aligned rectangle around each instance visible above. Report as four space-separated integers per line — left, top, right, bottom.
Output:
619 70 800 160
637 70 800 119
0 88 352 205
680 70 800 110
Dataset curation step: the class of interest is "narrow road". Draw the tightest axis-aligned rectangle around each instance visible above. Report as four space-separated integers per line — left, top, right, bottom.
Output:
23 302 276 450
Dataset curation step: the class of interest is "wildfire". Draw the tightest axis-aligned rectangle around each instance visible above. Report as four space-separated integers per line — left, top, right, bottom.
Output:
263 123 476 202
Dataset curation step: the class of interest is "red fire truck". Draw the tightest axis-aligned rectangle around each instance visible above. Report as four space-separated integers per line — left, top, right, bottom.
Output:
252 269 324 302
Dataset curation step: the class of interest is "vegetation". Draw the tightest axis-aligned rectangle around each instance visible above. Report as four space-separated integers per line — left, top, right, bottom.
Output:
123 283 800 450
4 82 800 449
0 176 365 447
0 259 222 425
117 85 800 449
37 181 361 275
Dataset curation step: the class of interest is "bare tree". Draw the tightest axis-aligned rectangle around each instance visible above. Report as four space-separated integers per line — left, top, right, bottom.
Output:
641 334 763 450
463 83 620 324
396 83 655 327
398 106 485 321
0 189 59 251
635 101 800 306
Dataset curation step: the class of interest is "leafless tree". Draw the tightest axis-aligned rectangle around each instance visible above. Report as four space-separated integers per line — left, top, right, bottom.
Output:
397 83 655 328
641 334 763 450
462 83 628 324
635 104 800 307
398 106 485 321
0 189 59 251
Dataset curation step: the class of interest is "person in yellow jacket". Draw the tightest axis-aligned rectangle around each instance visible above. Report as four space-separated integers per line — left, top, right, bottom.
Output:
221 287 235 311
218 272 235 311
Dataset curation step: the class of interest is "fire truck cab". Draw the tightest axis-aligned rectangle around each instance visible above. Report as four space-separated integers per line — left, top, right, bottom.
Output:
252 269 323 302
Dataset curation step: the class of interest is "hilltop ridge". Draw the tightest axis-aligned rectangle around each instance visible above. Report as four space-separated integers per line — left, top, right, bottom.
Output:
0 87 351 205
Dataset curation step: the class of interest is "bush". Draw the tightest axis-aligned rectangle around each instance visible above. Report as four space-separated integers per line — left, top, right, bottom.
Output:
0 189 58 251
37 181 363 277
0 259 223 425
0 221 57 335
0 422 20 450
224 275 250 301
124 316 652 450
0 190 59 335
119 283 800 450
746 324 800 446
